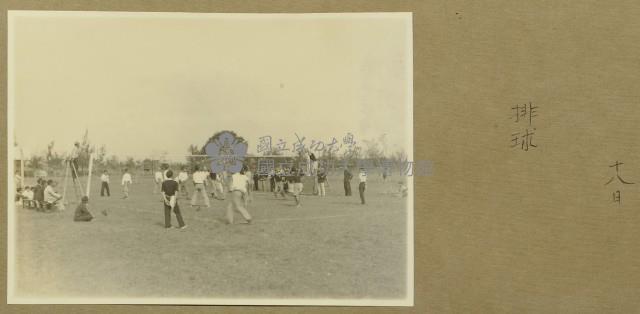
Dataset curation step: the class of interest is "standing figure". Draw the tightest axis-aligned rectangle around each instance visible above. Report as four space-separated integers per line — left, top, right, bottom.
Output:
273 167 286 198
221 170 229 191
343 167 353 196
304 150 311 176
317 169 327 197
177 167 189 197
33 179 45 211
162 170 186 229
309 153 318 175
162 163 173 181
121 168 132 199
69 142 81 183
253 172 259 192
100 170 110 197
288 167 304 208
153 169 163 194
244 166 253 206
190 165 210 209
14 171 23 190
310 154 319 195
226 166 252 225
382 166 390 183
358 168 367 205
269 171 275 192
210 172 225 200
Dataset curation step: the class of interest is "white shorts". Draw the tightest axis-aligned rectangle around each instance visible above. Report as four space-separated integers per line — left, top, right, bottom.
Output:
291 183 303 195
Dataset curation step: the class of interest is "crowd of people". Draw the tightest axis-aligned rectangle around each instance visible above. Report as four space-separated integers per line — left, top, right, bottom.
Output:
15 177 63 212
139 162 344 227
14 154 408 228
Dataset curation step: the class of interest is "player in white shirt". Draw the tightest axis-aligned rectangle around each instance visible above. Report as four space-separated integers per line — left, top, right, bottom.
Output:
69 142 81 183
177 167 189 197
122 168 133 199
14 171 23 190
358 167 367 205
226 165 252 224
244 167 253 206
209 172 225 200
43 180 63 211
153 170 163 194
100 170 111 197
22 187 34 201
190 165 210 209
21 186 35 208
304 150 311 176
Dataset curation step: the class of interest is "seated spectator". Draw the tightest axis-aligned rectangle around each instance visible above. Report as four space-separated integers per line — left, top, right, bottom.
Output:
397 181 408 198
43 180 63 211
74 196 93 222
21 186 36 209
15 187 23 204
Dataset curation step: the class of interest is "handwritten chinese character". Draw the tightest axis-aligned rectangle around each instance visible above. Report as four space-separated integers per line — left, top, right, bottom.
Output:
512 102 538 125
511 128 537 151
612 190 621 204
309 139 325 152
326 137 342 154
605 161 634 185
257 136 272 155
293 133 306 154
274 139 289 153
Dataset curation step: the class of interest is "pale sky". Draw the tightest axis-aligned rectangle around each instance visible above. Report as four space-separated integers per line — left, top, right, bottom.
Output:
10 12 412 161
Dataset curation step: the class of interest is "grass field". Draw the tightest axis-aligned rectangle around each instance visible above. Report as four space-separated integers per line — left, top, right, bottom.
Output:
12 172 409 302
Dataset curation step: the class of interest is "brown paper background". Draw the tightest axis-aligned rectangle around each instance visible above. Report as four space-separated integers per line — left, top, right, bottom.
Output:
2 0 640 313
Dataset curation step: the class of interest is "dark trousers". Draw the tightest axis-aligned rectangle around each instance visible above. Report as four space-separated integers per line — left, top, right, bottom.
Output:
179 182 188 195
101 182 110 196
344 180 352 196
164 203 185 228
359 182 366 204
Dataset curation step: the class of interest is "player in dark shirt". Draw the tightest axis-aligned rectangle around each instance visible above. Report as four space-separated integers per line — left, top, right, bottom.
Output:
253 172 259 191
33 179 45 211
343 168 353 196
287 168 304 207
273 169 287 198
317 170 328 197
161 170 186 229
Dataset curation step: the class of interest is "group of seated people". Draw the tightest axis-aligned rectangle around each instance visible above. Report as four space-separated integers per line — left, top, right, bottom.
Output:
16 178 63 212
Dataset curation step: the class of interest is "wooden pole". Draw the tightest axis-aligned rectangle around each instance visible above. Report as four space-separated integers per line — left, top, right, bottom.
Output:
61 160 70 204
85 153 95 197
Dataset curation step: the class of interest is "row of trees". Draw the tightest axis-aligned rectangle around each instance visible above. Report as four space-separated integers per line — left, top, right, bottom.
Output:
25 130 146 175
23 130 409 176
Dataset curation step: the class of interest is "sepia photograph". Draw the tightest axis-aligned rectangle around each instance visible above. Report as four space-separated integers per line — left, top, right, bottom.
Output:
7 11 413 305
